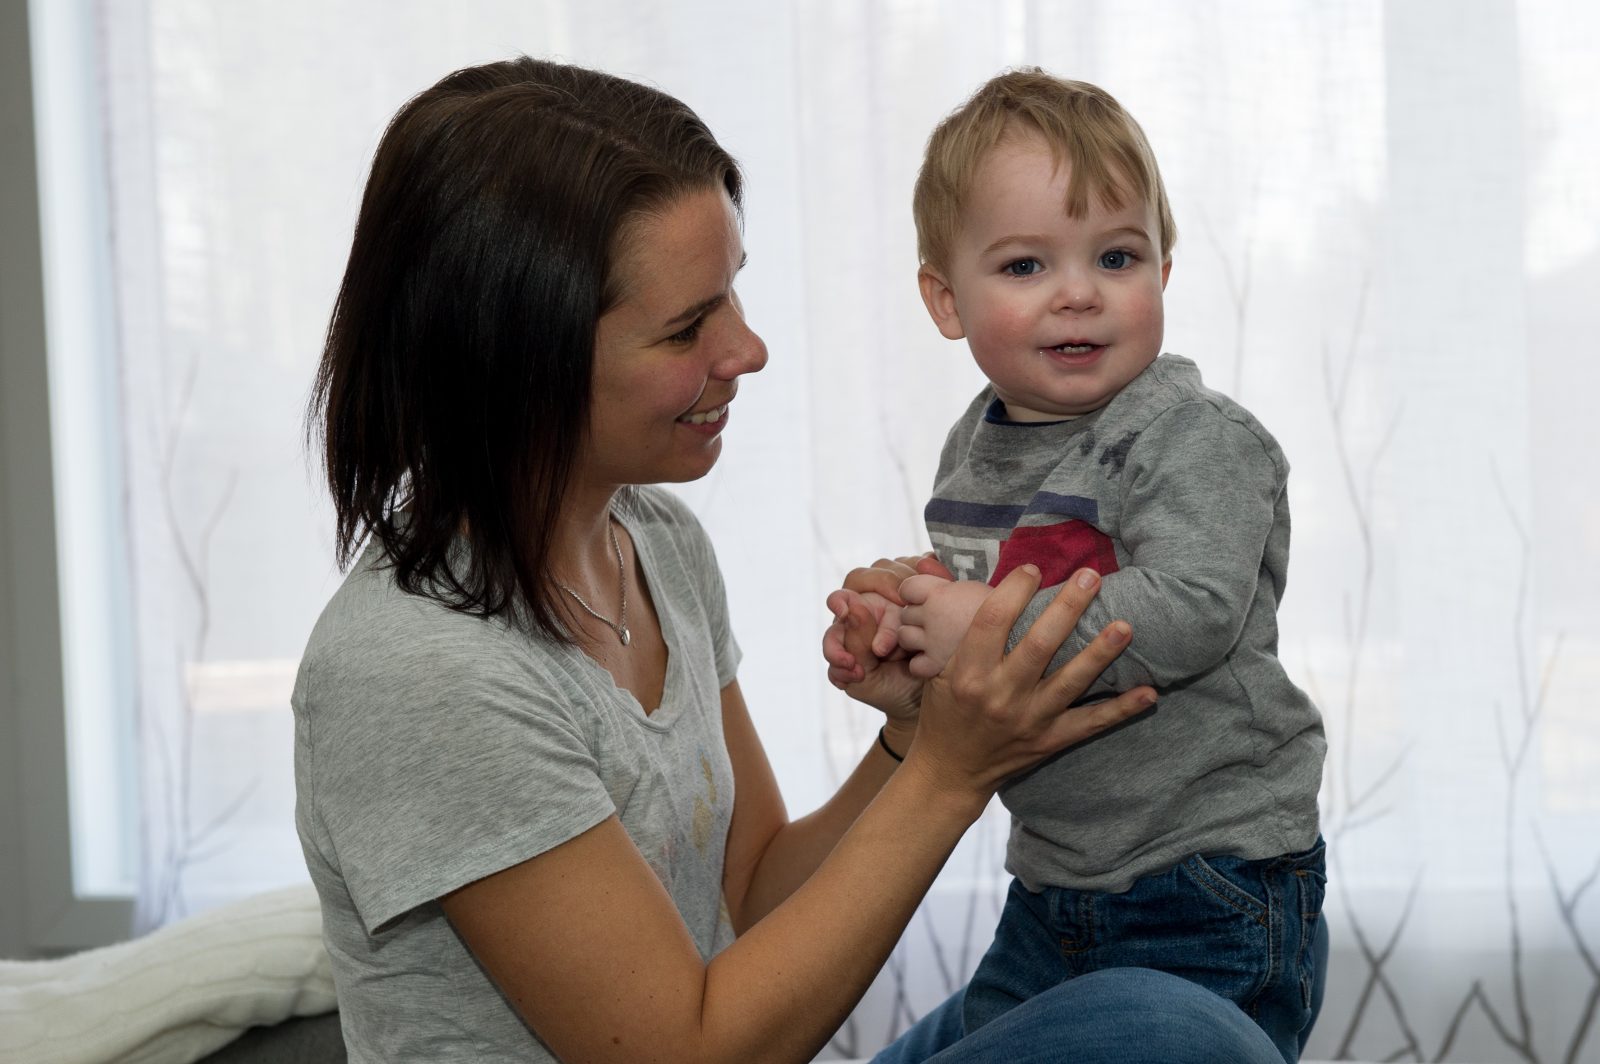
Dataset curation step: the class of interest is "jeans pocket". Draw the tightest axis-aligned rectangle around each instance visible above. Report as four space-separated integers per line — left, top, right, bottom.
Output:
1141 855 1273 1012
1180 853 1270 924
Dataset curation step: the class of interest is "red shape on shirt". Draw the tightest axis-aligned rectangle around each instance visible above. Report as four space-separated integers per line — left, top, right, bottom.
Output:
988 521 1121 588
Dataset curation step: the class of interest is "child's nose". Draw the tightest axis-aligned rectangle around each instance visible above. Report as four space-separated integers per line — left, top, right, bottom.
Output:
1051 269 1099 312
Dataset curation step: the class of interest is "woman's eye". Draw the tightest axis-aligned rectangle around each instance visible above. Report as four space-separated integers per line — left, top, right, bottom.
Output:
1003 258 1042 277
1099 249 1133 270
667 318 705 345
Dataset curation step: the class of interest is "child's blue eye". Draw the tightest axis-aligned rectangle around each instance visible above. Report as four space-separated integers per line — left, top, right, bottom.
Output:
1004 258 1042 277
1099 249 1134 270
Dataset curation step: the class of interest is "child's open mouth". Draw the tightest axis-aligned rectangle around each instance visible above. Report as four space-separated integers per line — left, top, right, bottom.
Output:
1044 342 1104 364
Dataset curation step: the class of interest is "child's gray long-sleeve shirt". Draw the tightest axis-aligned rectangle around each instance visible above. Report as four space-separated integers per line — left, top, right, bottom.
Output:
926 354 1325 893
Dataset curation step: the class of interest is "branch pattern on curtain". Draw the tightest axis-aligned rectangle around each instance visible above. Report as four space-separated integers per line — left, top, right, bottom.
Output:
99 2 1598 1061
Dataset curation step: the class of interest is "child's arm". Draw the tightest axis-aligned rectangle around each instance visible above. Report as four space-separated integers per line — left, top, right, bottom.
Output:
1016 402 1287 693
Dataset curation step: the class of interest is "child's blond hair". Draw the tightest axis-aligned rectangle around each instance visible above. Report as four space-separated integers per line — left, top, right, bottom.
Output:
912 68 1177 274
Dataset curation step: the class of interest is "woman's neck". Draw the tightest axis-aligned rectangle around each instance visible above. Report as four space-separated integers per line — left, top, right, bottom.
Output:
548 485 624 589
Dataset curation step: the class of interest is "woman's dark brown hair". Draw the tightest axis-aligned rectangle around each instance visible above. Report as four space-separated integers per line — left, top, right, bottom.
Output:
309 57 741 640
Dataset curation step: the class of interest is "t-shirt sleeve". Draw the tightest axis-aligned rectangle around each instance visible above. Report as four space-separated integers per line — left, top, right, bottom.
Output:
300 631 616 934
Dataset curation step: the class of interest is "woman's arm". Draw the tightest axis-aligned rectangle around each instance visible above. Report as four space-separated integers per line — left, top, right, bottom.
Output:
440 566 1154 1064
718 677 913 932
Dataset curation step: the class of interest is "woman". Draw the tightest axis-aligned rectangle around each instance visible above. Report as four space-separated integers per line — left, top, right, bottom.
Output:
297 56 1284 1063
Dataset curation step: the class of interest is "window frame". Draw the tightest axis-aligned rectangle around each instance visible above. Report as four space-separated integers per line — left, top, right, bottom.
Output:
1 0 135 957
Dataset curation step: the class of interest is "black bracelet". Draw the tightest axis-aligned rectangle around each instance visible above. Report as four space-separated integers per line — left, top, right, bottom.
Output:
877 725 905 763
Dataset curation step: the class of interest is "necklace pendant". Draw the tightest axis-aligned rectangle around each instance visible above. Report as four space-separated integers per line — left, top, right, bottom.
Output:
618 624 631 646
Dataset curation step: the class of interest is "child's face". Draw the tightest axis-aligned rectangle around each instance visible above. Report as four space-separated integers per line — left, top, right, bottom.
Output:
919 134 1171 420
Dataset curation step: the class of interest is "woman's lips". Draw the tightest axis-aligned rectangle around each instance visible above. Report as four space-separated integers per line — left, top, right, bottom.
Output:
677 402 730 435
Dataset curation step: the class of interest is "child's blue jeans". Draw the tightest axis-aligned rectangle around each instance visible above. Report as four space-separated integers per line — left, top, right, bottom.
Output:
962 840 1328 1063
870 840 1327 1064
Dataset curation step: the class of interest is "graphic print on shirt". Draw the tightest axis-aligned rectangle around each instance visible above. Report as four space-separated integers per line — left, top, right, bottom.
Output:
926 491 1120 588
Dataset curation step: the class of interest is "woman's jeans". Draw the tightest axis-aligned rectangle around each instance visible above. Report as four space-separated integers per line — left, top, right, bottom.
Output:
872 841 1328 1064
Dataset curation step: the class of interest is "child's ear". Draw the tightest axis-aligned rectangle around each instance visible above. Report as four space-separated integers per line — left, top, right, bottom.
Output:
1160 257 1172 289
918 266 966 341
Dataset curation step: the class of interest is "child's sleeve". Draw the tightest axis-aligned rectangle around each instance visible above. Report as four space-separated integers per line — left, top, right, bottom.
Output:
1011 400 1286 692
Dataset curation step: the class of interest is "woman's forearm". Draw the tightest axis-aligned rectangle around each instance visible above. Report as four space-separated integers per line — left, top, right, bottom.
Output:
731 721 915 926
699 757 983 1064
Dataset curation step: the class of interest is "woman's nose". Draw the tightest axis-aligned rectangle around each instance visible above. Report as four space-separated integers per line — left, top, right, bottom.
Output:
719 322 768 378
715 294 768 377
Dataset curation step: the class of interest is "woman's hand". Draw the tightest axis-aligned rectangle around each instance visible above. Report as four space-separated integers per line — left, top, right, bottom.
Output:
821 554 953 726
903 563 1158 804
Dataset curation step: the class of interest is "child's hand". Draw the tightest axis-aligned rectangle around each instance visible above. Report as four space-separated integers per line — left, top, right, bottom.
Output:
820 553 955 722
898 577 994 679
822 588 903 688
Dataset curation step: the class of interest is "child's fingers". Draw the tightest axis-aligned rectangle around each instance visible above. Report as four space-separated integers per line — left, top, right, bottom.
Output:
899 574 945 606
898 624 927 653
908 653 943 680
914 553 955 580
867 598 902 659
943 564 1043 674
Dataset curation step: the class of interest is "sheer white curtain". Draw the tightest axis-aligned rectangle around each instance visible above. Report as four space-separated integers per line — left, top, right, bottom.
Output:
95 1 1599 1060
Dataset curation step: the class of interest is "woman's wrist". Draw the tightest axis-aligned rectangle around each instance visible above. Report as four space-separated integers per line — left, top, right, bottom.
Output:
887 748 991 828
880 720 917 760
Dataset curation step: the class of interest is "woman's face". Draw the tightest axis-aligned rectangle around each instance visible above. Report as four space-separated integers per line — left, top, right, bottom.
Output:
581 187 767 491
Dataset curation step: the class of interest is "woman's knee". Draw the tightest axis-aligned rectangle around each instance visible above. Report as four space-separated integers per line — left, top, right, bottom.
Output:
990 967 1284 1064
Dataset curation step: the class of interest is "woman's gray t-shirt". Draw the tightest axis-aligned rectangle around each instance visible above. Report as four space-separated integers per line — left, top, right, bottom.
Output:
293 487 740 1062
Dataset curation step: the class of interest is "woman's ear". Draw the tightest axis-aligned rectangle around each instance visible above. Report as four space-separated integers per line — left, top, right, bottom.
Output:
918 266 966 341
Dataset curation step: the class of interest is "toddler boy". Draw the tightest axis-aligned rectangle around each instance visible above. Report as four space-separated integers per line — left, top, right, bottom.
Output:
826 70 1327 1062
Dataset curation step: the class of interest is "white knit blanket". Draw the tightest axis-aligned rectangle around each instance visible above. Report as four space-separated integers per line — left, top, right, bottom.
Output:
0 884 335 1064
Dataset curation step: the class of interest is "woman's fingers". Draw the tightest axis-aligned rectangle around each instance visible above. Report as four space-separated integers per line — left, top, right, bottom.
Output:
1033 617 1129 705
1039 686 1157 751
1007 568 1154 748
837 596 879 664
1002 568 1103 677
842 564 908 604
943 563 1044 675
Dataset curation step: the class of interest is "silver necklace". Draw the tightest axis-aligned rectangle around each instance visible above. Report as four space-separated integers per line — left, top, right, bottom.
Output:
556 516 630 646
